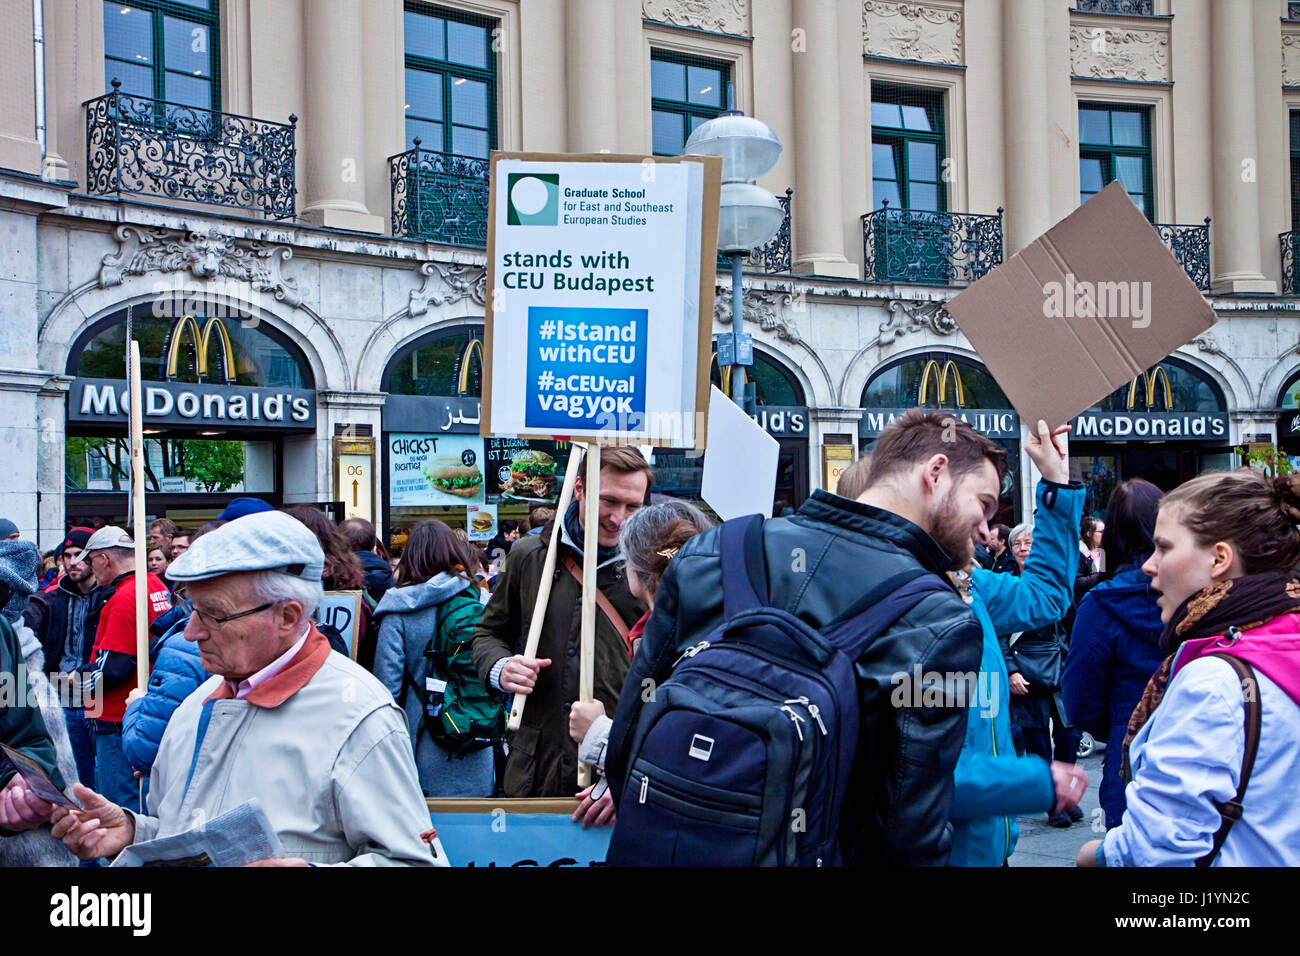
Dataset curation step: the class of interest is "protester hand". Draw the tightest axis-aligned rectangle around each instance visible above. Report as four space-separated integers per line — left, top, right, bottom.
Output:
48 783 134 860
1077 838 1102 867
126 687 146 705
1009 672 1030 695
572 784 615 829
243 857 310 867
569 699 606 743
0 774 55 832
500 655 552 694
1025 419 1070 485
1050 761 1089 814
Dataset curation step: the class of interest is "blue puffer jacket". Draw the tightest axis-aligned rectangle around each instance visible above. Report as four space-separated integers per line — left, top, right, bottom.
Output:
1062 561 1164 829
122 612 208 774
947 479 1085 866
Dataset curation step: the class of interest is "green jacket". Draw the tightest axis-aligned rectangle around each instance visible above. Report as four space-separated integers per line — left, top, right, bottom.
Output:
0 615 65 830
471 519 644 797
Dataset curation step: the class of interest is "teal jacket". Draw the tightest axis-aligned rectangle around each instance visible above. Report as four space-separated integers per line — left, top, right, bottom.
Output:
947 479 1085 866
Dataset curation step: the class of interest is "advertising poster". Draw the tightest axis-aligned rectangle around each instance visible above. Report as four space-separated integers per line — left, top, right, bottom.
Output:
389 433 487 506
467 503 497 541
485 437 572 505
482 153 720 447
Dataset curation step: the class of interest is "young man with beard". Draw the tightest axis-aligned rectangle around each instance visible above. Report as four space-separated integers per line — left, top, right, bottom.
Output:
606 410 1004 866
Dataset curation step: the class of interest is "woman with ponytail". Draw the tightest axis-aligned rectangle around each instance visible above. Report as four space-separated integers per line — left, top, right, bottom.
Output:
1079 469 1300 866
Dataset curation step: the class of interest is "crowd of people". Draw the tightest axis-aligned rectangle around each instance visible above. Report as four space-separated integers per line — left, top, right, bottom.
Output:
0 409 1298 867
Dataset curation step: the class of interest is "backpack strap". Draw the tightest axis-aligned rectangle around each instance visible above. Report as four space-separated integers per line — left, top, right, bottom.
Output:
561 555 633 659
720 514 768 620
1195 652 1261 868
821 569 949 662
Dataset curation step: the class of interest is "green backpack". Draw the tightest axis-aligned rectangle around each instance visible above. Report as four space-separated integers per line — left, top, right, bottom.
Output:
419 587 505 754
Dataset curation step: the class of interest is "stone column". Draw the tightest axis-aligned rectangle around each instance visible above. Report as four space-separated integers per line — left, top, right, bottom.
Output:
1001 0 1052 256
300 0 384 233
1207 1 1273 293
565 0 617 152
790 0 856 278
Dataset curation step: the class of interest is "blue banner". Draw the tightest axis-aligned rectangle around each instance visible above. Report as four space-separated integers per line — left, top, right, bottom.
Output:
525 305 647 431
430 811 612 867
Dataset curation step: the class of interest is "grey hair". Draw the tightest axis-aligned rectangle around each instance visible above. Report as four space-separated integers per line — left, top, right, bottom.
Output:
1008 522 1034 549
619 499 713 583
244 569 324 618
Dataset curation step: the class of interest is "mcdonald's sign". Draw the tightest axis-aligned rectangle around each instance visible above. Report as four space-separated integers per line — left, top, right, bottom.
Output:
457 338 485 395
917 359 966 407
1127 365 1173 411
165 315 236 383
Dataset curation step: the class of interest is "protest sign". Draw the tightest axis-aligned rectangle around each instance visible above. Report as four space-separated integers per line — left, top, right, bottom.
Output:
945 181 1217 430
467 503 497 541
427 798 611 867
701 386 779 521
388 433 486 506
316 591 364 660
481 152 721 446
484 437 572 505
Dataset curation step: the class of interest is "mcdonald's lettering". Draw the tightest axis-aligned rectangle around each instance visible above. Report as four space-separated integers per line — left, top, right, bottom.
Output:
918 359 966 407
1072 411 1227 440
165 315 236 383
1127 366 1174 411
69 378 314 429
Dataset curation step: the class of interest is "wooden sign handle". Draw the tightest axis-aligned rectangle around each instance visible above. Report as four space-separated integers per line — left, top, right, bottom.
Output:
576 443 601 789
129 341 149 693
505 446 584 732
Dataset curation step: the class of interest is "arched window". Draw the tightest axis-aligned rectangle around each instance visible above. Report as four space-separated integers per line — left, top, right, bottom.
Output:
1278 368 1300 409
861 352 1010 410
1090 357 1224 413
709 344 805 406
383 324 485 397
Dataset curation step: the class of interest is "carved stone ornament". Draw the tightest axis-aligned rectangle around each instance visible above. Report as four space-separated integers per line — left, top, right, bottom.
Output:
643 0 751 37
98 225 303 309
1284 33 1300 87
1192 332 1220 354
878 298 957 343
714 287 803 343
863 1 963 66
409 261 488 318
1070 26 1169 82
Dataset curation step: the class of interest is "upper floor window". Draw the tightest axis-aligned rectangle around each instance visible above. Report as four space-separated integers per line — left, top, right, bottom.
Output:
870 85 944 211
403 3 497 158
651 52 729 156
1079 103 1153 219
103 0 220 111
1291 112 1300 232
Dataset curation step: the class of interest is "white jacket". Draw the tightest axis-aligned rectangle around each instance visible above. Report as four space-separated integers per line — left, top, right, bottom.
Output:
1103 654 1300 866
128 628 444 866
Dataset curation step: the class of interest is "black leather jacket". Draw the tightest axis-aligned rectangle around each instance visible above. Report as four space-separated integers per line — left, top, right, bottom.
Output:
605 490 985 866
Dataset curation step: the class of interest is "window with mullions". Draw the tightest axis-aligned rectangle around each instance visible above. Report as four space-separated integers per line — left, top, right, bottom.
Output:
651 52 729 156
403 4 497 158
103 0 219 113
1291 112 1300 233
1079 104 1154 220
871 86 944 212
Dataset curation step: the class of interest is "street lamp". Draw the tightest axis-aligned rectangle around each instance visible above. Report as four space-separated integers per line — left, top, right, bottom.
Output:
686 112 784 406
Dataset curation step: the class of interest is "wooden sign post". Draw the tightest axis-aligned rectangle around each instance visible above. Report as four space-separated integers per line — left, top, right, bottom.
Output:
129 341 148 692
575 443 601 788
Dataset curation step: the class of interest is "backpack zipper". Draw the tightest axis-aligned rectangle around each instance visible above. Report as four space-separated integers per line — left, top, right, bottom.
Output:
673 641 711 668
779 705 807 741
639 773 649 804
784 696 828 736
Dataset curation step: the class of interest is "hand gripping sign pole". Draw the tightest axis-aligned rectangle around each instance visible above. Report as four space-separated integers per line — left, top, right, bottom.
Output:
506 447 583 732
129 341 148 692
576 443 601 788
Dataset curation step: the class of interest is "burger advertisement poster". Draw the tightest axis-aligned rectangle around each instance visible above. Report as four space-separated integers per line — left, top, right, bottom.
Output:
389 433 486 506
467 503 497 541
485 438 571 504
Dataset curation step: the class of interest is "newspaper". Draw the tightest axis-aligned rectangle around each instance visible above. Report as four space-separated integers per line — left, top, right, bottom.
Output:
112 799 283 867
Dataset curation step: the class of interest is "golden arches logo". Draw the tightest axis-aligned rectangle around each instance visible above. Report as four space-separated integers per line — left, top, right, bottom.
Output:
457 338 485 395
710 350 744 396
918 359 965 407
166 315 235 382
1127 365 1173 411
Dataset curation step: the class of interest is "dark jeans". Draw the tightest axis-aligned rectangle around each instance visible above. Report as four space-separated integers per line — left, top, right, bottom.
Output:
63 707 96 788
91 722 140 814
1021 697 1080 767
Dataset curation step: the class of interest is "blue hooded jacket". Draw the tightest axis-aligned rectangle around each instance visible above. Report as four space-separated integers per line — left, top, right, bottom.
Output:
1062 560 1164 829
122 611 208 774
947 479 1084 866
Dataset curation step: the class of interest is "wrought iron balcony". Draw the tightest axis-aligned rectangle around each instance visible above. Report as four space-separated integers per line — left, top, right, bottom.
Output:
389 140 489 248
1153 219 1210 292
861 203 1003 287
717 188 793 275
1282 231 1300 296
84 80 296 219
1074 0 1154 15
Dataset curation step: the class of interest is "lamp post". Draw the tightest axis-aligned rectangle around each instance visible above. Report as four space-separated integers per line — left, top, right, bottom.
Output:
685 112 784 407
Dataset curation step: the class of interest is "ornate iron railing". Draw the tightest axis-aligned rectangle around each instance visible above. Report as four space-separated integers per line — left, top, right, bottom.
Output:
1153 218 1210 291
389 140 490 248
717 188 793 274
861 203 1003 286
1074 0 1154 15
84 80 296 219
1282 231 1300 296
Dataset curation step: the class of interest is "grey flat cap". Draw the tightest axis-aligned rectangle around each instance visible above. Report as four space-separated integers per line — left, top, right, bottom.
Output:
165 510 325 583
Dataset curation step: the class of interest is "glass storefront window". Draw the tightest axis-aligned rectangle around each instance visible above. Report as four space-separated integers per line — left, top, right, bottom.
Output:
65 437 276 493
384 325 483 397
1089 358 1223 412
861 353 1011 410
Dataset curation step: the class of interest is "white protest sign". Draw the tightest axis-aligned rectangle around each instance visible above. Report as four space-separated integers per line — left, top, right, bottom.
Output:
316 591 364 661
701 386 780 521
482 153 721 447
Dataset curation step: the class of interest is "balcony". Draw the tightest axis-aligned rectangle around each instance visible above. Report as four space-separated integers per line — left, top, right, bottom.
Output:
1153 219 1210 292
84 80 296 220
389 141 489 248
717 188 793 275
1282 231 1300 296
1074 0 1154 15
861 203 1004 286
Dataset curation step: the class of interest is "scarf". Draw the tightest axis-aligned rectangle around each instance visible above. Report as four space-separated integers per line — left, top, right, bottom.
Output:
561 499 620 567
1120 572 1300 783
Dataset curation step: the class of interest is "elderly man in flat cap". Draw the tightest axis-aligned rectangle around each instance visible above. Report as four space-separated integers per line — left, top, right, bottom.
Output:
48 511 442 866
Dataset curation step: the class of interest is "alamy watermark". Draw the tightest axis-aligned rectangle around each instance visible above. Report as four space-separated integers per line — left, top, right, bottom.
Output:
1042 273 1151 329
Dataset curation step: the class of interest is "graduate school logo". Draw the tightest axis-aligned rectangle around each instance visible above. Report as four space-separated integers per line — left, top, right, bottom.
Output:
507 173 560 225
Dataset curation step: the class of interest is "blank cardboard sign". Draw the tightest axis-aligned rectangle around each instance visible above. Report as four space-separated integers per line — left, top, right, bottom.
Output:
944 181 1217 431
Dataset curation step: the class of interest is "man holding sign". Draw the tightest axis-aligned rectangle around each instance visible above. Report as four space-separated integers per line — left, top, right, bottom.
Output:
471 447 650 798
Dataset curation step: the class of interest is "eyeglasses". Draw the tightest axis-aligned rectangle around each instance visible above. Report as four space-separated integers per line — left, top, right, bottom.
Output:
191 601 277 629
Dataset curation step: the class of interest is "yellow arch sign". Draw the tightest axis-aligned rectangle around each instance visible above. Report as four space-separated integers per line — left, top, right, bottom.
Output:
1127 365 1173 411
166 315 235 382
918 359 966 407
458 338 485 395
